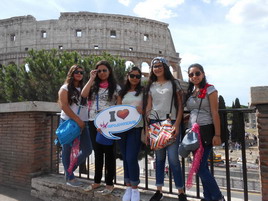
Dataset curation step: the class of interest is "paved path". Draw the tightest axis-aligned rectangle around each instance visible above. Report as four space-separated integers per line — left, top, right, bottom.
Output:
0 185 41 201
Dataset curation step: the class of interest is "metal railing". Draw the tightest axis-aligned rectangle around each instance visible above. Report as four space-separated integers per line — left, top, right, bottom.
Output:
48 108 259 201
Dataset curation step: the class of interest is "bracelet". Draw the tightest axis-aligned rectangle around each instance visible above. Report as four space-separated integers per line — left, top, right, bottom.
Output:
215 135 220 137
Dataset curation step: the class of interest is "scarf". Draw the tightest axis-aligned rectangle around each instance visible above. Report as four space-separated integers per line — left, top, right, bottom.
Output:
186 123 204 189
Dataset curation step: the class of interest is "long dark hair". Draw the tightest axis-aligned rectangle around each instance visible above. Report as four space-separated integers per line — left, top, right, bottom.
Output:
185 63 207 103
144 60 178 112
119 66 143 99
64 64 86 105
88 60 117 101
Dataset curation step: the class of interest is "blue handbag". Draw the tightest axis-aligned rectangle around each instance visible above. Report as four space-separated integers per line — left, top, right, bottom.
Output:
96 131 114 145
95 94 114 146
56 106 81 145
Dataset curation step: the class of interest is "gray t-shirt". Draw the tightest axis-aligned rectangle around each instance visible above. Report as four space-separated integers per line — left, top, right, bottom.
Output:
149 80 181 120
186 85 217 127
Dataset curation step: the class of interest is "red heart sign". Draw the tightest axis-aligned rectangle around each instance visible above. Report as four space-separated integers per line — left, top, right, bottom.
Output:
117 109 129 120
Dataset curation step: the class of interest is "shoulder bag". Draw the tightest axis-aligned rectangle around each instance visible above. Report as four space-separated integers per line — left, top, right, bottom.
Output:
56 106 82 145
147 95 176 151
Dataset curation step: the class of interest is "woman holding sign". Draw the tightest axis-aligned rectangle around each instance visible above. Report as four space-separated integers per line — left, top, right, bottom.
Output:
58 64 92 187
144 57 187 201
117 66 143 201
81 60 120 195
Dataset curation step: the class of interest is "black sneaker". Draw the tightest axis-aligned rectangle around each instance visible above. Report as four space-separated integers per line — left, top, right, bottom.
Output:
150 190 163 201
178 193 187 201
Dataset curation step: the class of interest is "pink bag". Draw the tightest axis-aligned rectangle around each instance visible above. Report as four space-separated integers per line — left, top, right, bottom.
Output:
67 138 80 174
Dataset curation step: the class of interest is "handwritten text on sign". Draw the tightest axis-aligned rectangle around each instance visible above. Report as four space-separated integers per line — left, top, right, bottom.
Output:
94 105 142 140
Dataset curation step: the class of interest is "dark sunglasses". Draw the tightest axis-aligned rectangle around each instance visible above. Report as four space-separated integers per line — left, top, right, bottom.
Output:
74 70 84 75
188 71 201 78
97 69 108 73
153 64 163 69
129 74 141 79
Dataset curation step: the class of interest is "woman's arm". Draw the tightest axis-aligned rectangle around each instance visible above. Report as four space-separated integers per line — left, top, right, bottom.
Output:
209 91 221 146
174 91 183 136
117 95 122 105
58 88 85 128
144 94 152 145
81 70 97 98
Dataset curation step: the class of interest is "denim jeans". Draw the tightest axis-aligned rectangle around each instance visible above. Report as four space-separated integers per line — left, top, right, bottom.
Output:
118 127 142 186
197 145 223 200
61 119 93 181
151 120 184 189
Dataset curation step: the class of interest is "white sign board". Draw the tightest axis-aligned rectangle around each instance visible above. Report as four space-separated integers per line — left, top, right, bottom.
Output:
94 105 142 140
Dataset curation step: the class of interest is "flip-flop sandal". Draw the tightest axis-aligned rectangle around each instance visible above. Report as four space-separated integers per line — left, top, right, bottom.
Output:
83 184 101 192
99 188 114 195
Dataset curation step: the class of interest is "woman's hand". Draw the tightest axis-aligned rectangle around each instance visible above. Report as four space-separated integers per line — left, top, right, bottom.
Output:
96 127 102 133
212 135 221 146
136 106 143 114
77 119 85 129
89 70 98 80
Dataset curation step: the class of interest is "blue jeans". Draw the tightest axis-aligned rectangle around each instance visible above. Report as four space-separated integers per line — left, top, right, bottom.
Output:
151 120 184 189
61 119 93 181
118 127 141 186
197 145 223 200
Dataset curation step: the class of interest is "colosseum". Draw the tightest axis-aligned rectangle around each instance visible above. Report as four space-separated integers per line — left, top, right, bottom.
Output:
0 11 182 79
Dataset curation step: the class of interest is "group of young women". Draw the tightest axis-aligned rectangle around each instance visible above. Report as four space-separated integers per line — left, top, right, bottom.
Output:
58 57 225 201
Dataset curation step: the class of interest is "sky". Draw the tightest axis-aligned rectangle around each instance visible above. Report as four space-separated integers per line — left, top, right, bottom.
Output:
1 0 268 106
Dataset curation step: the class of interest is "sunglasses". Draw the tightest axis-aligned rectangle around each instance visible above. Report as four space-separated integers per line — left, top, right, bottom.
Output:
74 70 84 75
97 69 108 73
153 64 163 69
188 71 201 78
129 74 141 79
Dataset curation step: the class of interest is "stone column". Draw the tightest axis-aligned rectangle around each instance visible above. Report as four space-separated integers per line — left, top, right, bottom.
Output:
0 101 60 190
250 86 268 201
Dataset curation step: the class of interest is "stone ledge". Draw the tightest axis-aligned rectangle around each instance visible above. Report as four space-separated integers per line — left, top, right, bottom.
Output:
31 174 190 201
250 86 268 106
0 101 60 113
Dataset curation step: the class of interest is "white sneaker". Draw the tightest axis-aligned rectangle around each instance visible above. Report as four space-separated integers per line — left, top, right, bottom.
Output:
131 189 140 201
122 187 132 201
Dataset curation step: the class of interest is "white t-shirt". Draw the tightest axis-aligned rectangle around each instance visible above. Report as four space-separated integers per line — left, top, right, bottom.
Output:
60 84 89 121
88 85 121 121
122 91 143 127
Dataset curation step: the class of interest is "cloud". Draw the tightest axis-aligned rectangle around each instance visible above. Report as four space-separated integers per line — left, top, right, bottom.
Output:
226 0 268 27
217 0 239 6
118 0 131 6
172 22 268 106
133 0 184 20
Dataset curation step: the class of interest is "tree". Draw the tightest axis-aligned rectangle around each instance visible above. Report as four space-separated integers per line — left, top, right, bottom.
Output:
231 98 245 143
219 95 228 143
0 49 126 103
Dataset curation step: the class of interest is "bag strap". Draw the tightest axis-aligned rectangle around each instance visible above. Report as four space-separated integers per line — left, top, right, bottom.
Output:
195 98 203 123
167 95 174 119
96 94 99 112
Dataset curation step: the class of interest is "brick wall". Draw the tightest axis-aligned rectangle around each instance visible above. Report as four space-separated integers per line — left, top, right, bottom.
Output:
256 105 268 201
0 102 59 189
251 86 268 201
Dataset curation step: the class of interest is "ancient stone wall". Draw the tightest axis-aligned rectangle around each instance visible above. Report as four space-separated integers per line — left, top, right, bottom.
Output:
0 12 182 79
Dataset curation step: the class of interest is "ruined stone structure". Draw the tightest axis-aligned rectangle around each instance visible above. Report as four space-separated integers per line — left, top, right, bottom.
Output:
0 12 182 79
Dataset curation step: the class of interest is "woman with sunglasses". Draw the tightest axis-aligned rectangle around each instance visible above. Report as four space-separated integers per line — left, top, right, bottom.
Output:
144 57 187 201
117 66 143 201
185 63 225 201
81 60 120 195
58 64 92 187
